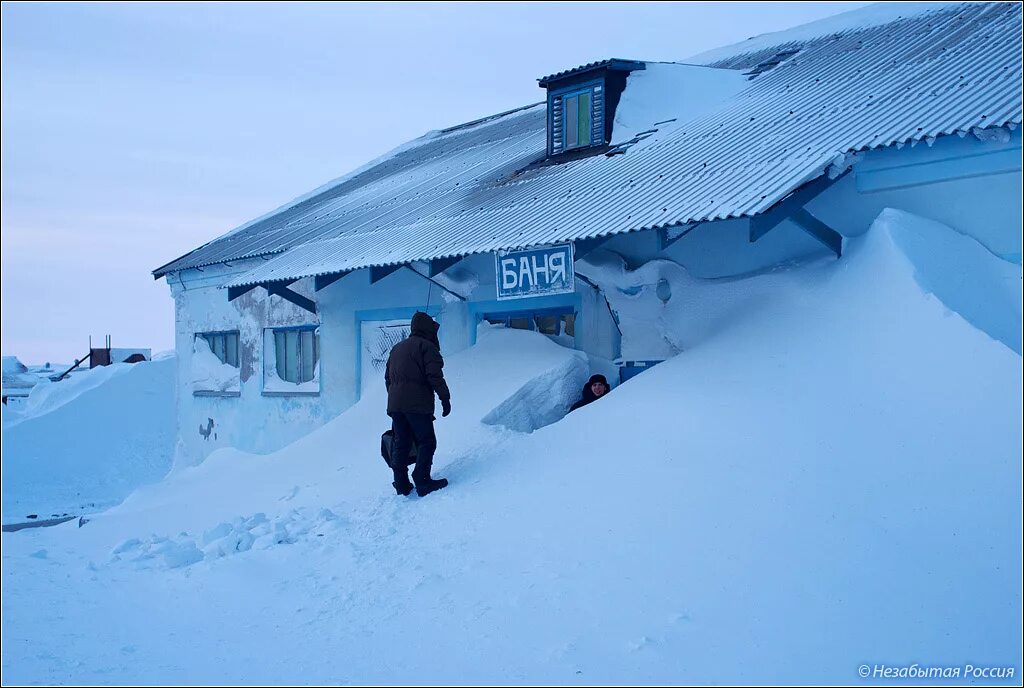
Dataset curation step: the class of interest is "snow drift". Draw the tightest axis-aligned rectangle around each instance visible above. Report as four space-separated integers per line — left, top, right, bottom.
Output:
875 208 1021 353
2 209 1020 684
1 356 176 520
190 337 240 394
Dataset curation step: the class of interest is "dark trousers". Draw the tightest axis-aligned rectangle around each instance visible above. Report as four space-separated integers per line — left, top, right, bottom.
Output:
390 411 437 487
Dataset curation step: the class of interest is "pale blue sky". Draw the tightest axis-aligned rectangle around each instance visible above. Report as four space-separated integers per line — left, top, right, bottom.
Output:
1 1 868 363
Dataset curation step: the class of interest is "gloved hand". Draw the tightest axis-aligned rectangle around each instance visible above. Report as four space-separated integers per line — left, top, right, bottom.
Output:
441 398 452 417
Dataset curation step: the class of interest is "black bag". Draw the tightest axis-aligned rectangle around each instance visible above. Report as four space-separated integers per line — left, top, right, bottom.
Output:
381 429 418 469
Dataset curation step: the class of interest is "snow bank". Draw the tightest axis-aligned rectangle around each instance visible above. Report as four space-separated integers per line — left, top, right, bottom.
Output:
1 356 176 520
190 337 240 394
877 208 1021 353
6 362 133 427
2 210 1020 684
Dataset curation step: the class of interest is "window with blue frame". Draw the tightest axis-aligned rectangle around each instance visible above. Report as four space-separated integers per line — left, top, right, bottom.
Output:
198 331 239 367
483 307 576 339
550 82 604 154
271 326 319 384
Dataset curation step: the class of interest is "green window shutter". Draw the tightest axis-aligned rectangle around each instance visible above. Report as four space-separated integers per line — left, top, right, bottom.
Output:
565 94 579 149
578 91 591 148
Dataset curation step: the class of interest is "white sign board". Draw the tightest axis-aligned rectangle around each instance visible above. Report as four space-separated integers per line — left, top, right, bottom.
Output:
495 243 575 300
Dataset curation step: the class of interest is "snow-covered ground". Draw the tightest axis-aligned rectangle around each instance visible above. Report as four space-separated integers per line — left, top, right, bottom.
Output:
2 356 176 521
2 210 1020 684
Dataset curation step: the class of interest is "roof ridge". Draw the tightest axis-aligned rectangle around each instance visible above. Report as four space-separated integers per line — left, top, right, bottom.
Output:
436 102 545 135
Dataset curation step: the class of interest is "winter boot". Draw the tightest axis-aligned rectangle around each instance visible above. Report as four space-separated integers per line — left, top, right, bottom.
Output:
415 477 448 497
392 480 414 497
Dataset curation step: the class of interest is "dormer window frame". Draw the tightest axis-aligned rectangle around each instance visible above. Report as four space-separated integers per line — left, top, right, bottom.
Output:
547 78 606 157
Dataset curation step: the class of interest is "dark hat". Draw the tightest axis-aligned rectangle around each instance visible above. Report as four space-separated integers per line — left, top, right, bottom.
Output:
587 374 609 387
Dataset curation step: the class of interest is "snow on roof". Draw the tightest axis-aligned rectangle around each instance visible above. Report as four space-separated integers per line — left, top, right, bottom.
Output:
537 58 647 86
156 2 1022 286
609 62 750 146
686 2 952 66
2 356 37 392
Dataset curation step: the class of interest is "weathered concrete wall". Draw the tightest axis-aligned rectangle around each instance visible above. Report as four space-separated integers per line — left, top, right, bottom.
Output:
170 261 324 468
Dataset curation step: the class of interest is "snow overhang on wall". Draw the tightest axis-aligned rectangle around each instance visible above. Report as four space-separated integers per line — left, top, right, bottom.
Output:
611 63 750 145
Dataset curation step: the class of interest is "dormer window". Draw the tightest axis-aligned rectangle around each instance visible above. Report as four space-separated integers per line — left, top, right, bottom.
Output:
553 83 603 153
539 59 646 160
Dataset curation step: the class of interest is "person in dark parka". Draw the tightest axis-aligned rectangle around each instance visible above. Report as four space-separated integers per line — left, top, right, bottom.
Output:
384 311 452 497
569 374 610 413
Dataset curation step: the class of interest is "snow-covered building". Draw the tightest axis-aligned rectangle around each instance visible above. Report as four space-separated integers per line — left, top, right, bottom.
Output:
153 2 1022 466
2 357 38 406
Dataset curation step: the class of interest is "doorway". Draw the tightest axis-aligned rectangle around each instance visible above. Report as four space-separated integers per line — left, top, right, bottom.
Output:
360 319 411 394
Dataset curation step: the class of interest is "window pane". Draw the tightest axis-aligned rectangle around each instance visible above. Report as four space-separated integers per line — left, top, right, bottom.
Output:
565 94 578 148
275 331 287 381
285 331 300 383
299 330 316 383
578 91 592 146
563 313 576 337
535 315 559 335
212 335 226 364
225 333 239 368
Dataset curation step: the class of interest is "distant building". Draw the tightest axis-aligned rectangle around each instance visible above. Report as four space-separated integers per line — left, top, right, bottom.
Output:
2 357 37 406
2 346 152 407
89 348 152 368
152 3 1022 466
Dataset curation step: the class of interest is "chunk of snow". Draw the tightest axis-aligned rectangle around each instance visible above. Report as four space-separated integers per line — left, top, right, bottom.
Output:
971 125 1013 144
190 337 240 394
162 541 204 569
481 350 589 432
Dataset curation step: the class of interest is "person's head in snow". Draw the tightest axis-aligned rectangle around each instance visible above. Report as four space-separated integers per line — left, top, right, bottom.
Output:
383 311 451 498
569 374 610 413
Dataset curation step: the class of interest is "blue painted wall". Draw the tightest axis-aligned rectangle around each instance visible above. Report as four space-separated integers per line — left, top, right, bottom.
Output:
810 128 1022 263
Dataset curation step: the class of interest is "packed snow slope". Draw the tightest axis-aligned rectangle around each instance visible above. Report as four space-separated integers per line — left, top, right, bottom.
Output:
2 211 1020 684
1 356 176 520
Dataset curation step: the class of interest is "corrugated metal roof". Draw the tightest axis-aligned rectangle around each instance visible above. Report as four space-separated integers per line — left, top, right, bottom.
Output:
537 58 647 86
155 2 1022 285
